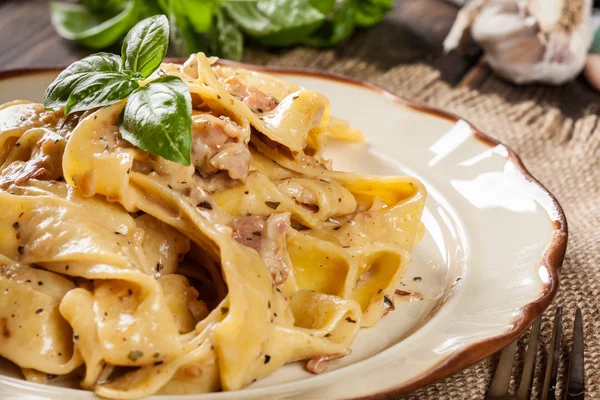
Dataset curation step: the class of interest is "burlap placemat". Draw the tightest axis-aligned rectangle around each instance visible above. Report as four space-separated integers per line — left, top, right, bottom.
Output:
241 47 599 399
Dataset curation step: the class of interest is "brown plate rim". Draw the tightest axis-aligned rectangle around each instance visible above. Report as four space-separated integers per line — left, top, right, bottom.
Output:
0 61 567 399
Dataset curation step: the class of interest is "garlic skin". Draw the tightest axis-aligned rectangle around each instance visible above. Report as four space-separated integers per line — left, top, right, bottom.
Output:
444 0 593 85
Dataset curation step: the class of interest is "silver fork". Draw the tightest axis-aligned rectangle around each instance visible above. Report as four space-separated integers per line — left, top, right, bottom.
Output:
485 307 585 400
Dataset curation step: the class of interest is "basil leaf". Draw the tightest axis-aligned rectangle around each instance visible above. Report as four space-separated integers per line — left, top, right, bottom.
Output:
45 53 122 110
82 0 128 13
354 0 392 27
50 0 139 48
309 0 335 14
211 11 243 60
120 76 192 165
225 0 325 46
65 72 138 115
184 0 215 34
168 0 207 55
122 15 170 78
304 0 357 47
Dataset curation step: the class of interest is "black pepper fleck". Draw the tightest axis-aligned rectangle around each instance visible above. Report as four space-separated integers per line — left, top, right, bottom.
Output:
128 350 144 362
37 281 43 286
345 316 357 324
264 354 271 364
12 222 19 229
197 201 213 210
17 246 24 255
413 276 422 282
153 360 164 366
35 308 43 314
156 263 163 272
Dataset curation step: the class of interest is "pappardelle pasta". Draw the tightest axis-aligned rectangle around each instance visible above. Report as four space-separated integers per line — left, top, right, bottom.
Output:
0 54 426 398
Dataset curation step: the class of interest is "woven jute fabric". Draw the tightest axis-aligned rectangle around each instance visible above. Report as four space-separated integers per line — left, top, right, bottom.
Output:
241 47 600 399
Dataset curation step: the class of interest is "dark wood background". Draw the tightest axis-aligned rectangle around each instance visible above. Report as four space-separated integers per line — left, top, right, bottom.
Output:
2 0 598 119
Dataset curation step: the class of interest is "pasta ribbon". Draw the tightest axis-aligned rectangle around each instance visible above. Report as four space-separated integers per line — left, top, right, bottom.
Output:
0 53 426 398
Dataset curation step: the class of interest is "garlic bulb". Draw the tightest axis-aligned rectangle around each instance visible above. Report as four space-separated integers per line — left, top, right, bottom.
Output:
444 0 593 85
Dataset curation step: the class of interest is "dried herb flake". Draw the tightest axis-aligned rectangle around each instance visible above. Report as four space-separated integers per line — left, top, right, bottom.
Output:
128 350 144 362
265 201 280 210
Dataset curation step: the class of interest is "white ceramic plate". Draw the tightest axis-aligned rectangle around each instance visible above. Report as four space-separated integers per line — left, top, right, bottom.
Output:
0 64 567 400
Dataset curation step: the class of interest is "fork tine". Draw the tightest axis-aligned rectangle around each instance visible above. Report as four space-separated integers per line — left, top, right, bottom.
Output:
516 315 542 400
486 339 518 397
566 307 585 400
541 307 562 400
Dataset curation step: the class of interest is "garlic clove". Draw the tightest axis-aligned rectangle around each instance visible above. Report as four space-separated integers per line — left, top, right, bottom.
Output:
472 3 545 65
528 0 565 33
444 0 593 85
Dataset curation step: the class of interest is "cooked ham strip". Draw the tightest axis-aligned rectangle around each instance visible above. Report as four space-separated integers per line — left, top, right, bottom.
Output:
306 349 352 374
209 143 250 181
261 213 291 284
191 114 250 182
232 213 291 284
0 131 65 188
223 76 279 114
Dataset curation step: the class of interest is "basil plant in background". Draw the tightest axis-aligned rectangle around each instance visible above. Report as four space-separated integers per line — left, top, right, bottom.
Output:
49 0 394 61
46 15 193 165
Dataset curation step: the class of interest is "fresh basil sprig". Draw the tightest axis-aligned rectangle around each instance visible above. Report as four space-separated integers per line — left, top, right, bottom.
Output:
65 72 139 115
120 76 192 166
121 15 169 78
45 15 193 166
49 0 393 61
